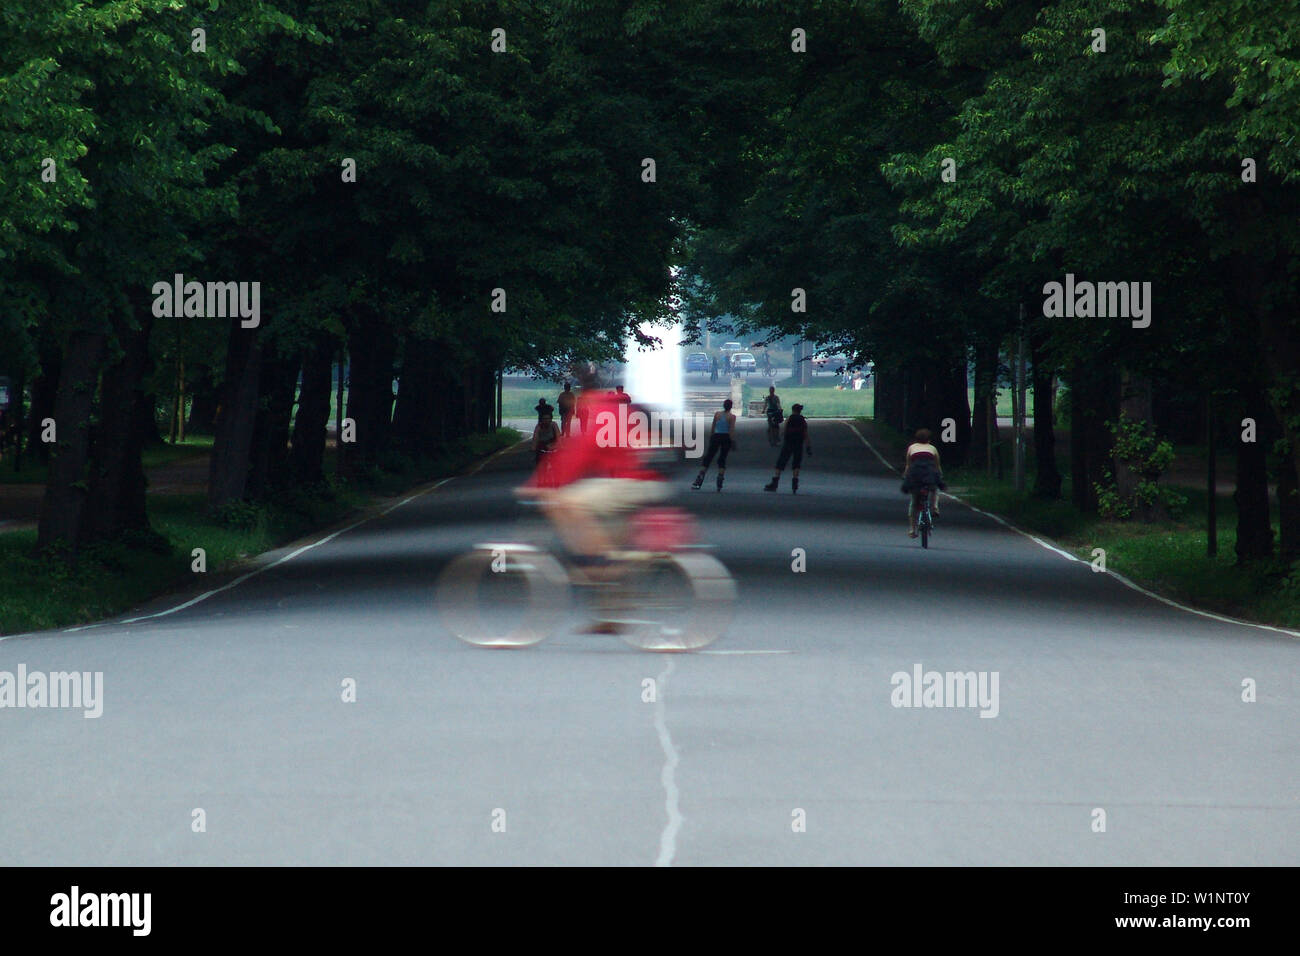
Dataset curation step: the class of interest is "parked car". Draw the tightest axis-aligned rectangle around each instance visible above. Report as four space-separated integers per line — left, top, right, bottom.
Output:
731 351 757 374
684 352 711 373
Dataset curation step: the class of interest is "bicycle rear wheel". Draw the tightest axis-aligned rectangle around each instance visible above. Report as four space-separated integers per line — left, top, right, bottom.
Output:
920 518 929 549
436 546 569 647
615 552 736 652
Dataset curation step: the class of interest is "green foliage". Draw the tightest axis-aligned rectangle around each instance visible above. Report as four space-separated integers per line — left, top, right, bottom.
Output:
1095 414 1188 520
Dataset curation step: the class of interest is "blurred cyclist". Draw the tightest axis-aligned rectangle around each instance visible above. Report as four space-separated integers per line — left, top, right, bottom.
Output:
518 388 669 584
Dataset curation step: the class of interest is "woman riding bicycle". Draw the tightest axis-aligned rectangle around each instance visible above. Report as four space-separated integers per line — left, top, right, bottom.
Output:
763 386 783 446
900 428 946 538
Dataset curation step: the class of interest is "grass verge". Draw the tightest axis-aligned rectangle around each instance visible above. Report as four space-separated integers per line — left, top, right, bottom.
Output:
855 417 1299 631
0 428 520 635
746 383 875 418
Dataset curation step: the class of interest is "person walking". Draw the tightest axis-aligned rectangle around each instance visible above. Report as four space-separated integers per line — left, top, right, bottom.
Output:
763 386 783 446
691 398 737 492
557 382 576 436
763 403 811 493
710 355 719 383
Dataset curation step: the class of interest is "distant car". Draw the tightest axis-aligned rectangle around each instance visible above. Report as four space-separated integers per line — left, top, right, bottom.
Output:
684 352 711 373
731 352 757 374
720 341 743 355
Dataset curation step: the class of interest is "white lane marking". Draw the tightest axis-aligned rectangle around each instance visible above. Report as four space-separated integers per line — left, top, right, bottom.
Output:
382 476 455 515
699 649 794 655
841 421 1300 640
653 656 682 867
0 439 530 642
63 518 369 631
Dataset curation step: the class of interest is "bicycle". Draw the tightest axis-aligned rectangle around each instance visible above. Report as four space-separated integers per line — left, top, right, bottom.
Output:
766 415 782 447
912 487 936 549
435 503 736 651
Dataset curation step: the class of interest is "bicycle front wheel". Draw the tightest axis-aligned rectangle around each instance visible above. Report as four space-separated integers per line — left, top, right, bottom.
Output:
436 546 569 647
616 552 736 652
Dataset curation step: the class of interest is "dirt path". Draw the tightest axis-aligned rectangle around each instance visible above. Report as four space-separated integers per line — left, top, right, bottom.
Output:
0 453 211 530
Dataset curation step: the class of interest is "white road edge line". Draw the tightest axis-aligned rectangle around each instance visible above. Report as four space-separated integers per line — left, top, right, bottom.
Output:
0 439 529 643
699 649 794 655
841 421 1300 640
653 656 682 867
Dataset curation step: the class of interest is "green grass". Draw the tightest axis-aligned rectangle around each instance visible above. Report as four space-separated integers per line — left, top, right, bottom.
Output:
745 383 874 418
857 417 1299 630
0 428 521 635
500 386 562 418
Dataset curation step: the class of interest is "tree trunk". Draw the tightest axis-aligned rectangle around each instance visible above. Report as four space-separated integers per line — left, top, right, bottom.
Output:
82 314 154 542
938 355 970 467
208 318 263 507
36 331 106 554
969 342 996 469
1068 363 1115 513
1233 385 1273 562
391 336 441 460
1030 333 1061 499
246 349 300 500
343 315 396 470
26 347 61 464
186 367 219 435
1277 451 1300 562
289 333 335 486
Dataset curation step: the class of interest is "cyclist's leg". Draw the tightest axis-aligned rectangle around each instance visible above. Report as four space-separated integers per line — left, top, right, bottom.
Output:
543 485 614 559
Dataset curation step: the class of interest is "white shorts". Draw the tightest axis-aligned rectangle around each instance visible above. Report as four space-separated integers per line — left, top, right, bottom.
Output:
554 478 670 516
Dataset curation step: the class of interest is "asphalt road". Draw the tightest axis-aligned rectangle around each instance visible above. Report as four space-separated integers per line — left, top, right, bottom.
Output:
1 420 1295 865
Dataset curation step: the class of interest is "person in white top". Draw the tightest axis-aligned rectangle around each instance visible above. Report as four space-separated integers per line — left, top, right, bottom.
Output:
901 428 945 537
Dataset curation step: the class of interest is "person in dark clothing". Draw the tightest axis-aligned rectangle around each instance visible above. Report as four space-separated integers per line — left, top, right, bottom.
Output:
691 399 737 491
900 427 946 537
535 397 554 423
557 382 576 436
763 403 812 493
710 356 719 383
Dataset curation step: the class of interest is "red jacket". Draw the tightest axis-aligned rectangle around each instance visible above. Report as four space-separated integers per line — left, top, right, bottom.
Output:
524 395 661 488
